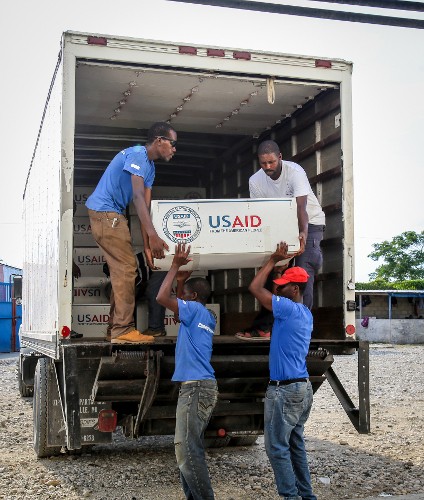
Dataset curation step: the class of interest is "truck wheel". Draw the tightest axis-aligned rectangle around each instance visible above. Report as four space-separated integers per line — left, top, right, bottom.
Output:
16 359 33 397
33 358 61 458
229 435 258 446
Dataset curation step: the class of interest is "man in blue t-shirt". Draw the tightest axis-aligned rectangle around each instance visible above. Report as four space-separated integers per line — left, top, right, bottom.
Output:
249 242 317 500
157 243 218 500
86 122 177 344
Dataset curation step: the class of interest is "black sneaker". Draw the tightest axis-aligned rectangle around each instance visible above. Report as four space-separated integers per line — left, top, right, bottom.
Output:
142 329 166 337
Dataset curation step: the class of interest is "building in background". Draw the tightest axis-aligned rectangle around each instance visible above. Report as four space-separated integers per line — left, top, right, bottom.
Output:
0 262 22 352
356 290 424 344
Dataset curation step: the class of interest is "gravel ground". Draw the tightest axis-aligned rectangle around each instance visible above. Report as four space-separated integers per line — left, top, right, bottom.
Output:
1 344 423 500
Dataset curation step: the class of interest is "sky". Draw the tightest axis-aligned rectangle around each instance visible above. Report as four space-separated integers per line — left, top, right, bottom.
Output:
1 0 423 281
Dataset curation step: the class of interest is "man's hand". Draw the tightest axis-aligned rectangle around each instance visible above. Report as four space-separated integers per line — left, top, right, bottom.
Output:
144 247 160 270
270 241 297 264
149 234 169 259
172 243 191 269
297 231 307 255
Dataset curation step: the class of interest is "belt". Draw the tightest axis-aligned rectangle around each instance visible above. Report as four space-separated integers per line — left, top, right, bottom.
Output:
269 378 308 386
87 209 127 220
181 380 216 386
307 224 325 233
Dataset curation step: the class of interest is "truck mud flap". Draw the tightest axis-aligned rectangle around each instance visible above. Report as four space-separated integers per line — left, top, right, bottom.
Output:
47 345 113 451
91 349 162 438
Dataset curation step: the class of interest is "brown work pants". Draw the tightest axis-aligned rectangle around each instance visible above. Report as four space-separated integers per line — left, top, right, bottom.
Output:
88 209 137 339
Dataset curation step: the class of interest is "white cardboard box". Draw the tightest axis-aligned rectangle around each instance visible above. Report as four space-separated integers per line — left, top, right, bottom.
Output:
73 277 111 304
130 186 206 246
74 248 108 277
74 186 94 216
72 304 110 338
150 198 299 270
73 216 97 247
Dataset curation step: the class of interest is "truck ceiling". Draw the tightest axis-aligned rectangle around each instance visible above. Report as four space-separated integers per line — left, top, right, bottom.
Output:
74 60 337 186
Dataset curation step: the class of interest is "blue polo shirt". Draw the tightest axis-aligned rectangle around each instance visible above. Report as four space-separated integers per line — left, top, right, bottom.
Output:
86 146 155 214
269 295 312 381
172 299 216 382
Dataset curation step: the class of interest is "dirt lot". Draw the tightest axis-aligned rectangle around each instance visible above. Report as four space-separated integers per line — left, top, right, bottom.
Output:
1 344 424 499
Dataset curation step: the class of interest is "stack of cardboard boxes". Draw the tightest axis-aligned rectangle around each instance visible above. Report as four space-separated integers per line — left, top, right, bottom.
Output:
72 186 220 338
72 187 111 338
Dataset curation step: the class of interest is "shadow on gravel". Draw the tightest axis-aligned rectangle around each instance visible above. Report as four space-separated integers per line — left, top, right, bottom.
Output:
32 434 424 500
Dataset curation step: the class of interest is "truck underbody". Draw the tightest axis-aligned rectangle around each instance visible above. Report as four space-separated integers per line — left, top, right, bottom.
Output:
20 337 369 457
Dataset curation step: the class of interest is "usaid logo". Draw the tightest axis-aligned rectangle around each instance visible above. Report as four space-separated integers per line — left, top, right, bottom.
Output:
162 206 202 244
209 215 262 229
73 222 92 234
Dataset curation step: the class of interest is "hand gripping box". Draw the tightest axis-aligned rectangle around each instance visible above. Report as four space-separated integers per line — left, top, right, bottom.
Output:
150 198 299 270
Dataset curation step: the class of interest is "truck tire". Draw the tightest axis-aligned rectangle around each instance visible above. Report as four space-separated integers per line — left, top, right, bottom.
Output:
33 358 62 458
16 359 33 397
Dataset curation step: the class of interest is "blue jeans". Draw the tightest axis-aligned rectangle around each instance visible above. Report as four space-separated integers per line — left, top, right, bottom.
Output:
174 380 218 500
146 271 166 330
264 381 316 500
295 225 324 310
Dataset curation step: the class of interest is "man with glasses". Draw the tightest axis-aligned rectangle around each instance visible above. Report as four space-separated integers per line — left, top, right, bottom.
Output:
86 122 177 344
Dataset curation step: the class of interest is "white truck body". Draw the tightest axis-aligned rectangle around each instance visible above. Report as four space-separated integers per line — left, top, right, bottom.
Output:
22 31 355 354
20 32 367 457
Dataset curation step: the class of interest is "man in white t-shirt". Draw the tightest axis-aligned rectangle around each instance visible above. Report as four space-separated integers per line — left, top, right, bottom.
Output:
249 140 325 311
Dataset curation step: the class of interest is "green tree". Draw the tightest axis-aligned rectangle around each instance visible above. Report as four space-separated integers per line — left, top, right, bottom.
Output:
368 230 424 281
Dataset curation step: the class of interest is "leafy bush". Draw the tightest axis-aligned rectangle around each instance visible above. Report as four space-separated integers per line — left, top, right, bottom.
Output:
356 279 424 291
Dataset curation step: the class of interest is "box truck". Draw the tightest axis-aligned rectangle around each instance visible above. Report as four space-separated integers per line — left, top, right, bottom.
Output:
19 31 369 457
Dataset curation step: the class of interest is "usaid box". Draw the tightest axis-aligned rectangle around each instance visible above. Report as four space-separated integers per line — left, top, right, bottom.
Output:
130 186 206 247
150 198 299 270
73 216 96 247
73 277 111 304
165 304 220 337
72 305 110 338
74 248 108 277
74 186 94 216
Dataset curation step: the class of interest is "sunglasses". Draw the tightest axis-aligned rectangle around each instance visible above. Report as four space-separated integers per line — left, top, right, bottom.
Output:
156 136 177 147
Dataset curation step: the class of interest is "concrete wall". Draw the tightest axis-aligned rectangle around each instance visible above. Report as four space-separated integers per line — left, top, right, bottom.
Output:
356 318 424 344
356 295 423 319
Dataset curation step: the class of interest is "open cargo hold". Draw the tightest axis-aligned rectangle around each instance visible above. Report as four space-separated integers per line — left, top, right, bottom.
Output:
20 32 369 457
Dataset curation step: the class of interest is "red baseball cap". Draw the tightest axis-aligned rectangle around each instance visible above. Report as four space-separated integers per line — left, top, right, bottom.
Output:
273 266 309 286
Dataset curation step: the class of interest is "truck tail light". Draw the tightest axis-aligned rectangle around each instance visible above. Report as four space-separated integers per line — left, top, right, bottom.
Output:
217 428 226 437
345 324 356 336
98 409 117 432
61 326 71 338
